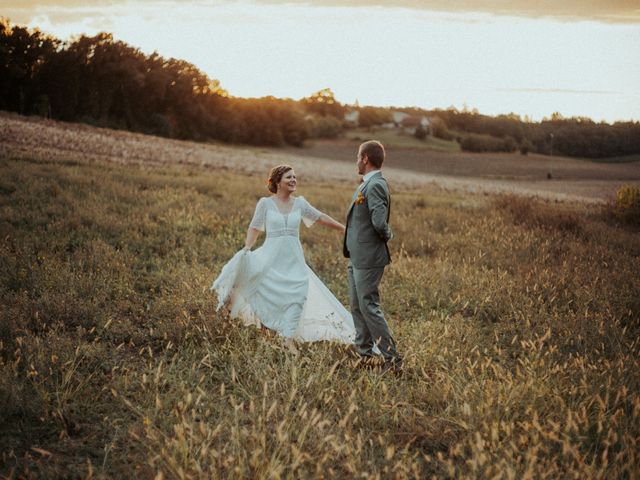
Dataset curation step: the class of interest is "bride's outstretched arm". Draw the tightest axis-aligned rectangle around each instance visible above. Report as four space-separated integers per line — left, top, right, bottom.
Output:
244 227 262 250
317 213 346 233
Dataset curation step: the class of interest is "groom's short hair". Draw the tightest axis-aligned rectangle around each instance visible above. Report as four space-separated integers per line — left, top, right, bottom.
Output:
360 140 385 168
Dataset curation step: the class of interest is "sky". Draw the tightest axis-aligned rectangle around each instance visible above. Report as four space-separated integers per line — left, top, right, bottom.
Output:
3 0 640 123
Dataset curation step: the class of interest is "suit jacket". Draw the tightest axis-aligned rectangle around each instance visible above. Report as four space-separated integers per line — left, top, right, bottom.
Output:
343 171 392 268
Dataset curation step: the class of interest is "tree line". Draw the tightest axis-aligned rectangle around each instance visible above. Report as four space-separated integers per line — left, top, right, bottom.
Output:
2 19 639 157
0 20 313 146
428 109 640 158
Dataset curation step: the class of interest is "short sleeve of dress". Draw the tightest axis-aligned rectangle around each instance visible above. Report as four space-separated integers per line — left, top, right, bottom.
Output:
249 198 267 231
299 196 322 227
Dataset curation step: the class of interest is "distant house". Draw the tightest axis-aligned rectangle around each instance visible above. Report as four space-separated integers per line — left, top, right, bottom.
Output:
392 111 410 125
344 110 359 126
399 114 432 135
400 116 421 128
344 109 431 132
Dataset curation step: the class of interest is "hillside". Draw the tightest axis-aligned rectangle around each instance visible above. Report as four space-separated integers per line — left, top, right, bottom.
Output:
0 112 639 478
2 112 639 204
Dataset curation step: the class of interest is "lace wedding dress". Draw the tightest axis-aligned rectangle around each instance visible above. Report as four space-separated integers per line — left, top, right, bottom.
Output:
211 196 356 344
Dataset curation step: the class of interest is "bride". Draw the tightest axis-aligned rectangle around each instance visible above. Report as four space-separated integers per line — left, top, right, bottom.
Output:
211 165 356 346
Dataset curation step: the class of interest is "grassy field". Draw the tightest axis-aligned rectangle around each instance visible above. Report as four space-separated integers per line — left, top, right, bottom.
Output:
344 128 461 152
1 150 639 478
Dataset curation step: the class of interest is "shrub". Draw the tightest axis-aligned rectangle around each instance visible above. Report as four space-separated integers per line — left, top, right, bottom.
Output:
430 117 454 141
520 139 533 155
503 136 517 152
414 123 427 140
307 115 343 138
358 106 392 128
460 133 517 153
494 194 583 234
615 184 640 226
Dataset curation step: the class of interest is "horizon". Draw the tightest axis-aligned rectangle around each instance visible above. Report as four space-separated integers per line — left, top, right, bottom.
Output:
3 0 640 123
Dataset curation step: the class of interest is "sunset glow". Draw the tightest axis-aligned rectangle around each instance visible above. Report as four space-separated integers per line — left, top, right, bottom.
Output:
4 0 640 122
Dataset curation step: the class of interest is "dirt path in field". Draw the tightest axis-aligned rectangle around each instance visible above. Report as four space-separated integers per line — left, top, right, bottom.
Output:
2 112 638 204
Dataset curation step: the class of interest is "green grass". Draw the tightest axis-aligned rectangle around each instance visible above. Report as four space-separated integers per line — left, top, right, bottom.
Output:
345 128 461 152
1 153 639 478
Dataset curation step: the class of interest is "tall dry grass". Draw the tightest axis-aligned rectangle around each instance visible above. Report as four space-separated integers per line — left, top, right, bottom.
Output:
0 153 638 478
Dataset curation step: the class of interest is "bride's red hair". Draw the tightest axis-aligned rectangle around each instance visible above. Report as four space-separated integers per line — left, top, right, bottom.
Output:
267 165 293 193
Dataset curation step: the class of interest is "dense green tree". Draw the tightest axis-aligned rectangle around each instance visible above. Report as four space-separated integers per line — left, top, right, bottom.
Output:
429 107 640 158
301 88 345 119
0 19 309 147
0 19 59 114
358 106 392 128
414 123 427 140
306 115 343 138
460 133 517 153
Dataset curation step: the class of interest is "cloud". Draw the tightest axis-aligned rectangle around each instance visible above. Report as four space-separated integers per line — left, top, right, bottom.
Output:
497 88 622 95
258 0 640 23
5 0 640 23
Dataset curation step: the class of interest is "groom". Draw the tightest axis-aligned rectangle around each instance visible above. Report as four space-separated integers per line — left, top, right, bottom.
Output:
344 140 401 371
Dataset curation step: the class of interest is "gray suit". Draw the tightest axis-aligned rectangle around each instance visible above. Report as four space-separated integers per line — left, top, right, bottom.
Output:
343 172 400 361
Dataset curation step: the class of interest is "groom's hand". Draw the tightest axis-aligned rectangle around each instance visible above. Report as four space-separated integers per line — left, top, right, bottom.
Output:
368 183 392 241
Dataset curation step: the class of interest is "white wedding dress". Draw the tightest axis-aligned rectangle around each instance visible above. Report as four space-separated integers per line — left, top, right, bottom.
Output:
211 196 356 344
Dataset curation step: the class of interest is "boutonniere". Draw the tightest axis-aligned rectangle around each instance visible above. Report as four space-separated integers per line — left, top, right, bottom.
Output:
355 191 365 205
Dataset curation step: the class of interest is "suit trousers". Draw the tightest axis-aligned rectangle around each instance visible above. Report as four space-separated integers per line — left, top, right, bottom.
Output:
347 262 399 361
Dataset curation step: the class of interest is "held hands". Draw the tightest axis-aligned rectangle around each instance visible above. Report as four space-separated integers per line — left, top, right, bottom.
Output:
318 213 346 233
